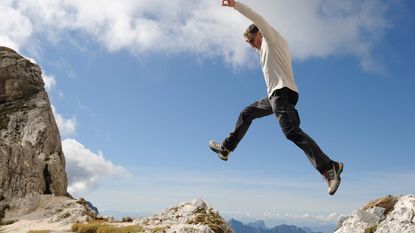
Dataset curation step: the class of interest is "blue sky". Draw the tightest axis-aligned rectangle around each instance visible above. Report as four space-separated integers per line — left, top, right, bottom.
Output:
2 0 415 227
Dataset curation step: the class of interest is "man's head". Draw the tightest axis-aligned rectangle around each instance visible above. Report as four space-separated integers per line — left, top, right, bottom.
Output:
244 24 262 49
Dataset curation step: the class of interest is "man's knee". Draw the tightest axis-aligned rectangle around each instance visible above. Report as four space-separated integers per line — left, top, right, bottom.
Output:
277 109 301 138
283 127 303 141
239 107 258 122
238 110 252 124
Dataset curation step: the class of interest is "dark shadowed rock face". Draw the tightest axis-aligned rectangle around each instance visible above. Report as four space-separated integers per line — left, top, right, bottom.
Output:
0 46 67 214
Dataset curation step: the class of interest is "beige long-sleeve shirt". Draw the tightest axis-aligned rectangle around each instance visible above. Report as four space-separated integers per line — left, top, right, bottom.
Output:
234 1 299 97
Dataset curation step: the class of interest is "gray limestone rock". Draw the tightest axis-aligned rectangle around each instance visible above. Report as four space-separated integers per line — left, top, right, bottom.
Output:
335 195 415 233
134 198 235 233
1 195 97 233
0 46 68 217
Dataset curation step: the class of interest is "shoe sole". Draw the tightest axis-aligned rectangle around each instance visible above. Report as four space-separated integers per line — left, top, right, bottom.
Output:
329 162 344 195
217 154 228 161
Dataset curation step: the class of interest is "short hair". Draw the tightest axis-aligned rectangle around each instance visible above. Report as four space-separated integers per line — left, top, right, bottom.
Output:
244 24 259 37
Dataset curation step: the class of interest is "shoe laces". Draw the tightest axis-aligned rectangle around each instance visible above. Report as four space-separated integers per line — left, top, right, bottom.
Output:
212 142 222 150
322 166 336 184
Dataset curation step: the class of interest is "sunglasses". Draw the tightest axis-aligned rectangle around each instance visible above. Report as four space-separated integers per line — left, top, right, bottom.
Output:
246 33 257 45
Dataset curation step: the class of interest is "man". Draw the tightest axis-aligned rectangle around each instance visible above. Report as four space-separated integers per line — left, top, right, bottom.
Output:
209 0 344 195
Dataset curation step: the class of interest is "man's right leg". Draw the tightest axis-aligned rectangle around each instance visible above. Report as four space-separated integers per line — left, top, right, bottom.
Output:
222 97 273 152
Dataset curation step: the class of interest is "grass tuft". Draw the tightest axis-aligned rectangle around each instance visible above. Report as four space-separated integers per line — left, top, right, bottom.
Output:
150 226 169 233
363 195 398 215
72 221 144 233
364 224 378 233
121 217 133 223
186 208 226 233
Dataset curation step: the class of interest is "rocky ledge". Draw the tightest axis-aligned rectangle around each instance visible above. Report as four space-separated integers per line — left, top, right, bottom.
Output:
0 198 233 233
0 195 97 233
133 198 234 233
335 194 415 233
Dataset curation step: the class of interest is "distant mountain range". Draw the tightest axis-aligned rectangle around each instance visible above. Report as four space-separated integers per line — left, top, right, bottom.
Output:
228 219 323 233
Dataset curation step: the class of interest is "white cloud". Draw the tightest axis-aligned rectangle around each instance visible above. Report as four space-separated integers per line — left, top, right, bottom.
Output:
0 0 33 50
1 0 392 71
42 73 57 91
255 0 389 72
51 105 76 137
62 138 130 195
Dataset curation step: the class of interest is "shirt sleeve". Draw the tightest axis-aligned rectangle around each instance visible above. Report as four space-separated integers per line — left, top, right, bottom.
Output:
234 1 281 42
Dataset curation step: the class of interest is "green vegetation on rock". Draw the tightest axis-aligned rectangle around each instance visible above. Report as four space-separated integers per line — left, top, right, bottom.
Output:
72 221 144 233
364 224 378 233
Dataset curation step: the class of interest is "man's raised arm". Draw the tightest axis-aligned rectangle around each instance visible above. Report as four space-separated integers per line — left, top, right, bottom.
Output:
221 0 277 40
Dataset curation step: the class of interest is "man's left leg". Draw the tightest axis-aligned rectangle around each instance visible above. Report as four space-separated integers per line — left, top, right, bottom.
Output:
271 88 343 195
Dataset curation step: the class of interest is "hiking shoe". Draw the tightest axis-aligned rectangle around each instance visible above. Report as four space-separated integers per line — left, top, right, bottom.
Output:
323 162 344 195
208 140 231 161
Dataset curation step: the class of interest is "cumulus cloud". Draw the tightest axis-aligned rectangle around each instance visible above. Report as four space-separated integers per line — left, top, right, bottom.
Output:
1 0 392 71
42 73 57 91
51 105 77 137
62 138 130 195
252 0 390 72
0 1 33 50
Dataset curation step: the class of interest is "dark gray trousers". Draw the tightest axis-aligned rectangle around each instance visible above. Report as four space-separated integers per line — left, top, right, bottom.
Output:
222 87 333 174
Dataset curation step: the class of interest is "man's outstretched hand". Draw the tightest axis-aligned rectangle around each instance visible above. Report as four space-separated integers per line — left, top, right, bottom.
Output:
221 0 236 7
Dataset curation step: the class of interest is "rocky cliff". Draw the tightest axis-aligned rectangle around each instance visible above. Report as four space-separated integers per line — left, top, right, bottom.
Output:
335 195 415 233
0 46 68 202
0 47 98 231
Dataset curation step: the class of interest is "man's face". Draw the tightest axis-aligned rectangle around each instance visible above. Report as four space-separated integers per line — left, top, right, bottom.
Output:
245 32 262 49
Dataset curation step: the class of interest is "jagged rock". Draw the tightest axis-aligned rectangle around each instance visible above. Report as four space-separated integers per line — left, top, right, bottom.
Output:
80 198 100 215
0 47 98 230
335 195 415 233
0 195 97 233
0 47 68 217
134 198 235 233
1 198 233 233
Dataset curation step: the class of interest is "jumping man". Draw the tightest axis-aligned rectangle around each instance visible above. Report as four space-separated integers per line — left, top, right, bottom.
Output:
209 0 344 195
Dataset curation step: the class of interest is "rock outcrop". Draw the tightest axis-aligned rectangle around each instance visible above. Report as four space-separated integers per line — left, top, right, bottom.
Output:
1 195 97 233
0 46 69 219
0 46 98 231
133 199 234 233
2 198 233 233
335 195 415 233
